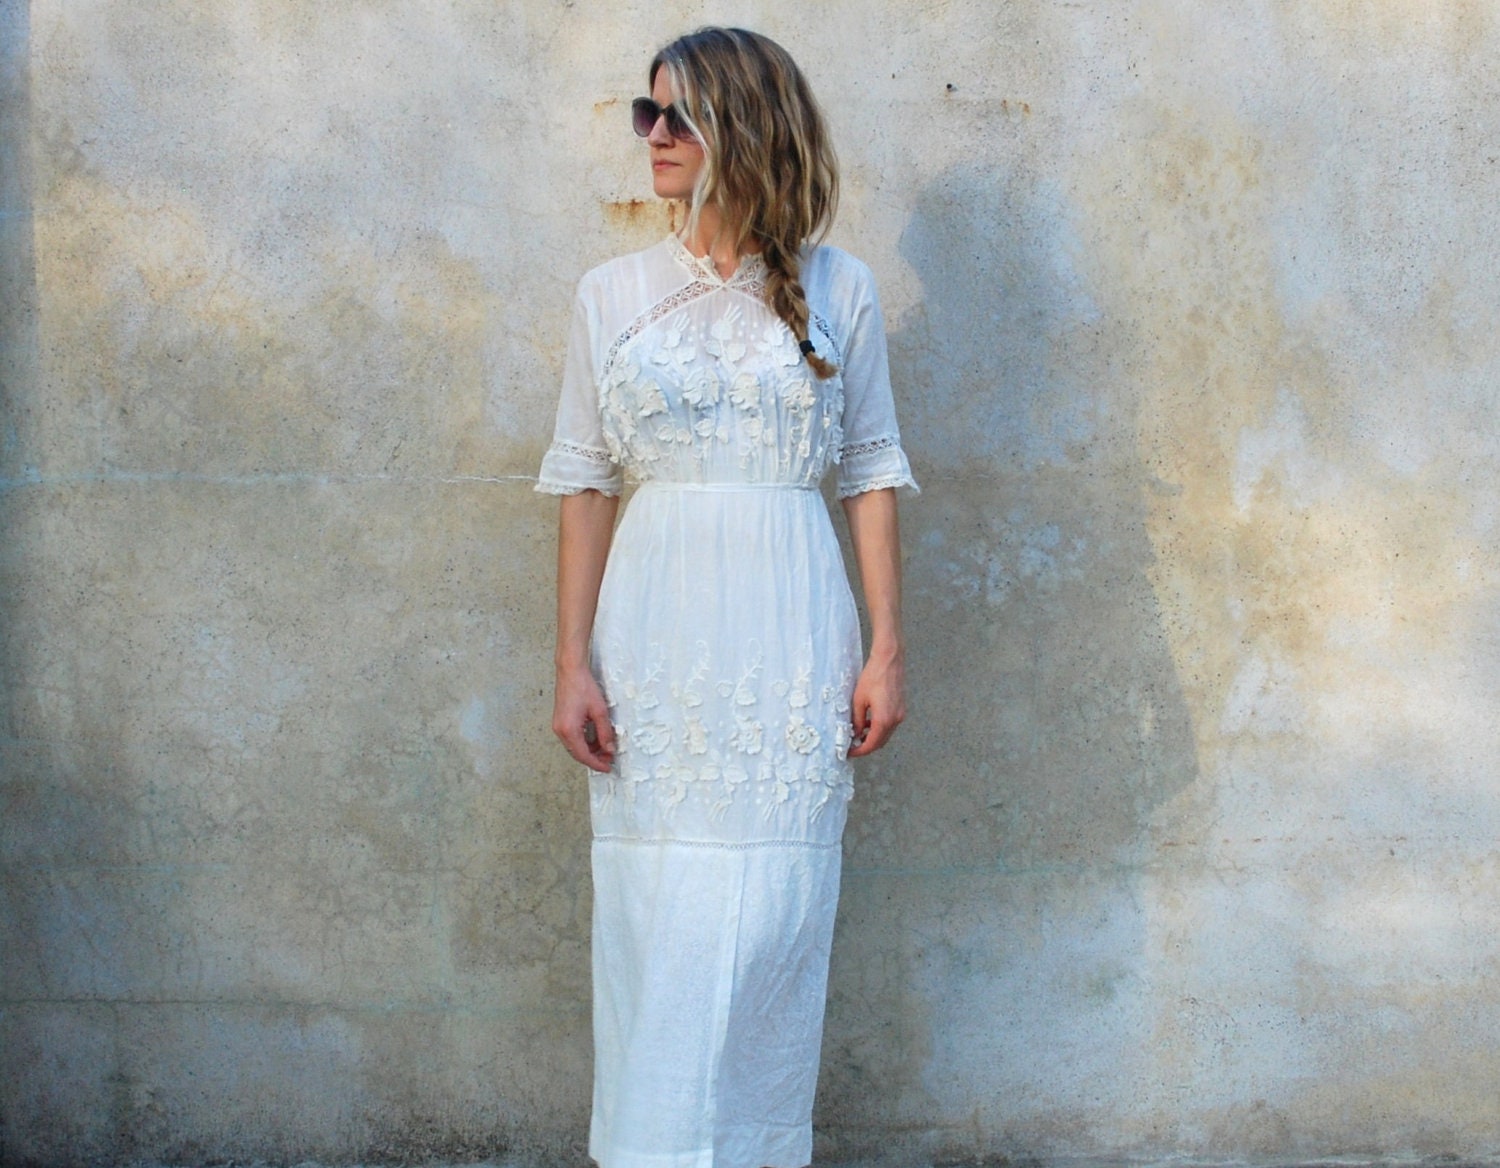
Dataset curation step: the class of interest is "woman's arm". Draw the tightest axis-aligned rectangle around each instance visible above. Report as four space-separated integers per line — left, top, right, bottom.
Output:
841 487 906 757
553 489 620 772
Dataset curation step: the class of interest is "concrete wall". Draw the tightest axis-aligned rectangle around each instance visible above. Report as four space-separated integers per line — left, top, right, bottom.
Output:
4 0 1500 1162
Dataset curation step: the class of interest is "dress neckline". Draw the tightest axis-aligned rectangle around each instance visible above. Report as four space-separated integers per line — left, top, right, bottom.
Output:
666 234 766 287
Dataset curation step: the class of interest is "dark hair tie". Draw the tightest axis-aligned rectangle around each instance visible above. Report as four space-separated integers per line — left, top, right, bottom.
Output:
799 339 816 355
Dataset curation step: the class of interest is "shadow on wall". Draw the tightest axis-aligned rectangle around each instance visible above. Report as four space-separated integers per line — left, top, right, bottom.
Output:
819 162 1201 1152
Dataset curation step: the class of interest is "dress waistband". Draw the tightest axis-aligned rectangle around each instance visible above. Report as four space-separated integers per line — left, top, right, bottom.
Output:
636 481 818 493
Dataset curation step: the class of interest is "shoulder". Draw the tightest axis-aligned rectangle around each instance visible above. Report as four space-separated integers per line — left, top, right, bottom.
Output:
569 238 683 340
576 237 678 297
803 244 879 309
802 246 883 343
804 243 874 285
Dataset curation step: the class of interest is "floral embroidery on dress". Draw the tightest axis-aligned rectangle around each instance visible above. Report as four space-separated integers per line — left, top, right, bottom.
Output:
785 717 821 755
599 638 857 823
596 291 847 488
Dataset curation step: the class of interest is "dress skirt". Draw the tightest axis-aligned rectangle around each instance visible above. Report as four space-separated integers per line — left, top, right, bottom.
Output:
586 483 861 1168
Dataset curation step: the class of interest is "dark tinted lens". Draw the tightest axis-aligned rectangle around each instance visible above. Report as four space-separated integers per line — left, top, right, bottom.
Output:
631 97 657 138
631 97 690 139
661 103 688 138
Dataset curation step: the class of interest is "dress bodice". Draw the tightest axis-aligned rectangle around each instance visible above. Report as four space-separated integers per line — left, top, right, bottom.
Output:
538 235 917 501
599 237 844 488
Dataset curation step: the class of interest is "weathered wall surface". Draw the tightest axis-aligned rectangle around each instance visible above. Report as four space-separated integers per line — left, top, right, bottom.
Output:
4 0 1500 1163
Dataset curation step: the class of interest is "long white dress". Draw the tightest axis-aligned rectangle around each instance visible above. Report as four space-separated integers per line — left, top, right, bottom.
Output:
537 234 917 1168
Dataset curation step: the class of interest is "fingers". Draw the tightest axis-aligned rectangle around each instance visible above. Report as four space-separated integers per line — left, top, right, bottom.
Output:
847 700 903 757
561 716 615 772
847 694 871 757
553 671 617 773
586 693 617 764
846 671 906 758
848 711 894 757
569 701 615 772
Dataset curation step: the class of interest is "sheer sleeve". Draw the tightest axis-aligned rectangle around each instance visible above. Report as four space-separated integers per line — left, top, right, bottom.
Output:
835 265 919 500
536 278 623 497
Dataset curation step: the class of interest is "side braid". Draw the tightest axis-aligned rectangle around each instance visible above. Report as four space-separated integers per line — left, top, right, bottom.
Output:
761 238 838 380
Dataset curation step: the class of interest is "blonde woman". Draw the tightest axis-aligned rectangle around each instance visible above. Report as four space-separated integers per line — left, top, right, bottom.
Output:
538 27 918 1168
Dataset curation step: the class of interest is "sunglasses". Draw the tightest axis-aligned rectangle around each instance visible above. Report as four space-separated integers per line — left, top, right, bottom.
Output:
631 97 694 140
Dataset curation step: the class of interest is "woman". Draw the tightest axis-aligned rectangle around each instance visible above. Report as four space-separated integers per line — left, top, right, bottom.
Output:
537 27 917 1168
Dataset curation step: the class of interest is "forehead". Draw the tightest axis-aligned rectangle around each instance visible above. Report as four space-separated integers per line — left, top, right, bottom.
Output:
650 67 677 103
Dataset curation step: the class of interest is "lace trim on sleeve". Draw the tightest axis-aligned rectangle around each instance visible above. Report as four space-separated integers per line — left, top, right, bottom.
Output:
535 478 623 498
535 439 622 497
553 439 613 466
840 434 901 460
835 472 920 500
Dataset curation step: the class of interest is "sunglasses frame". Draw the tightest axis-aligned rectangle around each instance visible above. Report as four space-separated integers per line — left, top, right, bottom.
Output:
631 97 694 140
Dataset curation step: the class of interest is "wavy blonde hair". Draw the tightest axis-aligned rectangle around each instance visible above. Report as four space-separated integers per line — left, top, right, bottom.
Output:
651 27 841 379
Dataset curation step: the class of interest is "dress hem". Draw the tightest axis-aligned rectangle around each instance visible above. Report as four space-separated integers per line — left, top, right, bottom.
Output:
590 1117 812 1168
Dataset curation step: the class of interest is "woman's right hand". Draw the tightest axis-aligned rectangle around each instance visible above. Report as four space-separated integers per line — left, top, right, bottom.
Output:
553 663 617 773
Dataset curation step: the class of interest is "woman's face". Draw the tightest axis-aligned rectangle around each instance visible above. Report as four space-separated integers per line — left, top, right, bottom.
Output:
647 68 704 201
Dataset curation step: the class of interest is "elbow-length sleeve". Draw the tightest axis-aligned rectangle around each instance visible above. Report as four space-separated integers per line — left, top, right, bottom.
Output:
536 278 623 497
834 265 919 500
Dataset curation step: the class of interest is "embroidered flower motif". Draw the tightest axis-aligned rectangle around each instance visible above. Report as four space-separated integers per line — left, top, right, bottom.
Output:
782 377 816 414
621 678 659 710
683 366 720 409
633 722 672 755
706 311 747 364
731 715 764 755
653 322 697 369
636 381 669 418
786 716 822 754
606 356 641 391
728 372 761 412
684 715 709 756
756 323 802 367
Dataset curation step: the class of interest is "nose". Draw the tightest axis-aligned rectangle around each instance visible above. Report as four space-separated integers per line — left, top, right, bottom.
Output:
646 114 674 147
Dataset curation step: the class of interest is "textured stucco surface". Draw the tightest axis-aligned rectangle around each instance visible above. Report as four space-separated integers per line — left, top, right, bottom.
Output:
4 0 1500 1163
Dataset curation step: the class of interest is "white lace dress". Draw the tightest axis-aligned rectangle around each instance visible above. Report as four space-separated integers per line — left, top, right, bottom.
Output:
537 235 917 1168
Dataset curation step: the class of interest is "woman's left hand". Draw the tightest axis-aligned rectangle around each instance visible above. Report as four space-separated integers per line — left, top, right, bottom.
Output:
847 645 906 757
